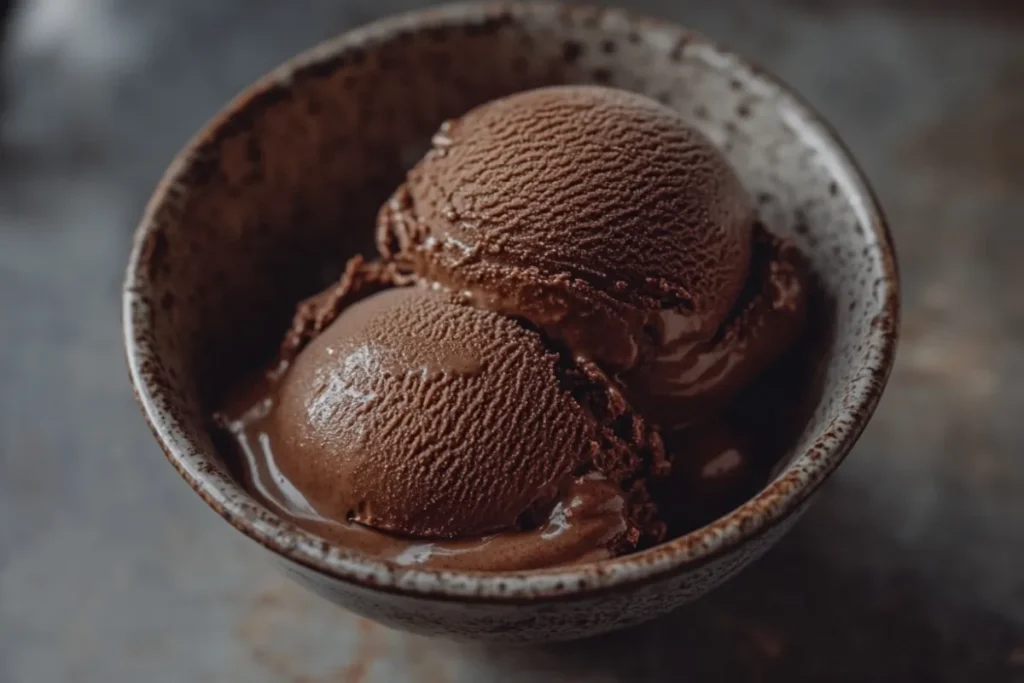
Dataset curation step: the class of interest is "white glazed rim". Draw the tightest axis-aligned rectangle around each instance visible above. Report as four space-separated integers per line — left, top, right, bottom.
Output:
123 1 899 603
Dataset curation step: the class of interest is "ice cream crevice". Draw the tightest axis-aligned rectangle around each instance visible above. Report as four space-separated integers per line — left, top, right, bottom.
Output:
522 322 671 546
281 254 397 357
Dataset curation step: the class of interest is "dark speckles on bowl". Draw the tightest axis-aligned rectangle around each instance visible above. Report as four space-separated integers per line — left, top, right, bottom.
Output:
123 2 898 642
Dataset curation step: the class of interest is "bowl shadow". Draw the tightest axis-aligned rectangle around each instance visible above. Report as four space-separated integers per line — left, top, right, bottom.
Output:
457 480 1021 682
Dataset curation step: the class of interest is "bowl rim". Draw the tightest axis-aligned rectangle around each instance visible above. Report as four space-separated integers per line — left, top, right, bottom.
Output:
123 1 899 603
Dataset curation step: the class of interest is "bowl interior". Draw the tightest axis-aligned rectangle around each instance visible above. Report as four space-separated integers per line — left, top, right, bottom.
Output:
125 3 896 598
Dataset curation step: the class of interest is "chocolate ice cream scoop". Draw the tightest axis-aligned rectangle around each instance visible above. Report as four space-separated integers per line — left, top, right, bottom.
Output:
269 285 664 542
378 85 755 371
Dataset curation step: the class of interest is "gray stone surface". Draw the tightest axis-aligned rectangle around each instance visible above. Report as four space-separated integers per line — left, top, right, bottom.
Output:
1 1 1022 681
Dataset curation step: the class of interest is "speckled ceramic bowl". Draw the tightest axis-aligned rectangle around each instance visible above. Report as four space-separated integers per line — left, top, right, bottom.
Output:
123 2 897 642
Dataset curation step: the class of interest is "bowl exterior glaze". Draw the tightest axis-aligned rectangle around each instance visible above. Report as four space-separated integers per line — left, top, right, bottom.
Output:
124 2 897 641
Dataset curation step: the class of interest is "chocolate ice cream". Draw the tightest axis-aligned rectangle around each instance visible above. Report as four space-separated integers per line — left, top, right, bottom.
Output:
214 85 809 571
216 263 668 569
378 86 755 373
273 285 665 541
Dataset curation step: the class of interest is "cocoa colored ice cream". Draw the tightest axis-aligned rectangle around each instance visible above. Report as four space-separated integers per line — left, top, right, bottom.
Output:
217 278 667 569
273 285 664 542
213 85 809 571
378 86 755 374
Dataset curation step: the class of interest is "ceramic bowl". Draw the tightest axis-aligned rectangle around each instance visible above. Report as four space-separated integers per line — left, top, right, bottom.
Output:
123 1 898 642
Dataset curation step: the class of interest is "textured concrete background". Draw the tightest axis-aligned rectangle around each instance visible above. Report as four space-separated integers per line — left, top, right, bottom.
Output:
1 1 1022 681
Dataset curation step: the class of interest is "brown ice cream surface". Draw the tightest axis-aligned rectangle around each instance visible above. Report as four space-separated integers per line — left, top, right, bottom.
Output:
217 366 633 570
272 285 666 541
213 85 811 571
215 279 670 569
377 85 755 372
